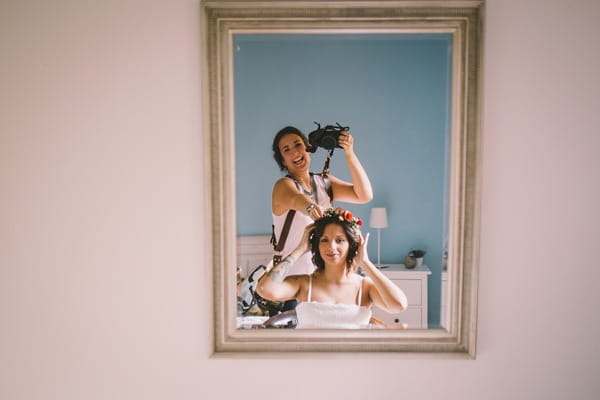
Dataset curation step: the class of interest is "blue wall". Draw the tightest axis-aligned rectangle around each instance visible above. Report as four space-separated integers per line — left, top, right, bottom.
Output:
233 34 451 327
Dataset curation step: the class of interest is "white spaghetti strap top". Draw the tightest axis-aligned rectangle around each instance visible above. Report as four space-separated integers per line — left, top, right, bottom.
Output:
307 275 363 305
356 278 363 306
296 275 372 329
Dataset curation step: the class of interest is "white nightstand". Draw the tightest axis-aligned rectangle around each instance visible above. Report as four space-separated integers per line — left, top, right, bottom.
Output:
370 264 431 329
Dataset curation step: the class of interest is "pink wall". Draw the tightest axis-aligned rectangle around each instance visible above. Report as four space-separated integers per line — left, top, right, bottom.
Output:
1 0 599 399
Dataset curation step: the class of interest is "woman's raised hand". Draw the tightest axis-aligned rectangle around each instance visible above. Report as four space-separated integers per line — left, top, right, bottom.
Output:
338 130 355 154
306 203 325 220
356 231 371 266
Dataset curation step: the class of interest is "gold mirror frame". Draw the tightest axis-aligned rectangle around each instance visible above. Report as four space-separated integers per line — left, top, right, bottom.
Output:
202 0 483 358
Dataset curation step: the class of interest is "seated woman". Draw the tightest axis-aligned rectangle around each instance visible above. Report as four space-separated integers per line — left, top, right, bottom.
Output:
256 208 408 329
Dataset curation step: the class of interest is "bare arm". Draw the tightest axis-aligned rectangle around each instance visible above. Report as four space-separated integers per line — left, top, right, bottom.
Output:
272 178 325 219
256 225 313 301
355 233 408 313
329 131 373 203
255 256 303 302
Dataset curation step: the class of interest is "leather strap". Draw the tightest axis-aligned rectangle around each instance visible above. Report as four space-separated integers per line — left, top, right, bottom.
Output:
321 173 333 202
273 209 296 253
275 210 295 252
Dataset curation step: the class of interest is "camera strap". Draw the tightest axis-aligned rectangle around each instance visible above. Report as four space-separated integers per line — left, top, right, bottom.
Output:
321 150 334 201
322 148 334 176
271 209 296 264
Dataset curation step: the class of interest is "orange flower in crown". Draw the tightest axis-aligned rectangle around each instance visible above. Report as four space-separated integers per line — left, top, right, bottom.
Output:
323 207 362 230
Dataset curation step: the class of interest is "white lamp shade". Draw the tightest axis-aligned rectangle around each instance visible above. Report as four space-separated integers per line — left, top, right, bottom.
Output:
369 207 388 229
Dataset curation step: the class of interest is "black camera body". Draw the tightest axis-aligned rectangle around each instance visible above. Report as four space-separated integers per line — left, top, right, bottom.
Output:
308 122 349 152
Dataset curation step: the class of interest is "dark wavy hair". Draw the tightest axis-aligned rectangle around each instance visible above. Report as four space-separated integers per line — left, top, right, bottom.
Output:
310 215 360 273
272 126 311 171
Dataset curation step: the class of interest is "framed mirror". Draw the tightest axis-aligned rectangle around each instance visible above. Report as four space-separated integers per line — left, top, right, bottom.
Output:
202 0 483 357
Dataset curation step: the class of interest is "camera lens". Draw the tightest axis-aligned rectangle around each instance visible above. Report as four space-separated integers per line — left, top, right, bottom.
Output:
320 135 338 150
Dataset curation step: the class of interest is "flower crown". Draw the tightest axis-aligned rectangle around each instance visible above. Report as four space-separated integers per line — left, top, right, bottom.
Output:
322 207 362 231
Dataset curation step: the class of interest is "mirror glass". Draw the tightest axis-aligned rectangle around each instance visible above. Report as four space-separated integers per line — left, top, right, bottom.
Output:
234 33 452 330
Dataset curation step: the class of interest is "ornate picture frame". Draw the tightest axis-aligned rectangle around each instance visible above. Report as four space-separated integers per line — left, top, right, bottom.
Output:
202 0 483 357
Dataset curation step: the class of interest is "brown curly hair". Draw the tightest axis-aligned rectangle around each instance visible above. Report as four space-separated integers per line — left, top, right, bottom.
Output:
310 215 360 273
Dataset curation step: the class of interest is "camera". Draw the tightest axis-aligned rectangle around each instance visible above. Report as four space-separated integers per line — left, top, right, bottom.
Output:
308 122 349 151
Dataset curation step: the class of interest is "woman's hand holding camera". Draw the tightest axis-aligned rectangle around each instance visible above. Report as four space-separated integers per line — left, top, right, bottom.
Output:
338 131 355 154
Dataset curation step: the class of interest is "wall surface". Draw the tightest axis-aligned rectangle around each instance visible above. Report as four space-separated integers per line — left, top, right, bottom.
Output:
1 0 599 399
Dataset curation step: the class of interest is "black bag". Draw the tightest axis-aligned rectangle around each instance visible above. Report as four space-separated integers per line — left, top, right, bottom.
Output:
237 264 267 314
238 263 296 317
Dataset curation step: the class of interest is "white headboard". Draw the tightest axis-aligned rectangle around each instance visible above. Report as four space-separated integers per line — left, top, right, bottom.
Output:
236 235 272 278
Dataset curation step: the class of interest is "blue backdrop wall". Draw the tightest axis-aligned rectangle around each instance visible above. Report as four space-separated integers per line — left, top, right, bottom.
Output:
233 34 451 327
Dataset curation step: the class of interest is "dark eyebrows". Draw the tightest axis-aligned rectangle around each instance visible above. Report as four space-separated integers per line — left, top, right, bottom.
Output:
280 139 303 152
319 234 347 241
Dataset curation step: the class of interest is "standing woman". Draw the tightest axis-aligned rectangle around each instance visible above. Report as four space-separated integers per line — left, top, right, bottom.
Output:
271 126 373 278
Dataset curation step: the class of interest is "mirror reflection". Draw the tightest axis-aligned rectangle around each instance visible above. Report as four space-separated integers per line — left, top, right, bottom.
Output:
234 34 451 330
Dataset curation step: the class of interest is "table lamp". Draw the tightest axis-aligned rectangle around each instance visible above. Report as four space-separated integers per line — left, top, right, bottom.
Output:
369 207 388 267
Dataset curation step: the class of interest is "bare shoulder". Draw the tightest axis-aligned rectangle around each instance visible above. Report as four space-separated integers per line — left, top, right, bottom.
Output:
273 176 295 192
359 274 376 290
288 274 311 301
283 274 309 296
272 177 298 214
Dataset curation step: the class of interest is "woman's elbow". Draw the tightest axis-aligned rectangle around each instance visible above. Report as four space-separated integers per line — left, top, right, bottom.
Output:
389 295 408 313
256 281 285 302
255 282 270 299
387 304 405 314
355 191 373 203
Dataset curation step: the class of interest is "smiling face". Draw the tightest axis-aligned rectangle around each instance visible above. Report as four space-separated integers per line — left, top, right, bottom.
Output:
317 223 350 267
277 133 311 174
311 217 360 272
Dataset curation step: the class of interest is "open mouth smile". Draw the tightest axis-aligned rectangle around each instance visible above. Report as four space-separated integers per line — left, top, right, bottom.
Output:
292 156 305 167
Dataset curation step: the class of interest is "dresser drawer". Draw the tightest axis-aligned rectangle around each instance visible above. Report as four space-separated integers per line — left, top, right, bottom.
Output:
371 306 424 329
391 279 422 306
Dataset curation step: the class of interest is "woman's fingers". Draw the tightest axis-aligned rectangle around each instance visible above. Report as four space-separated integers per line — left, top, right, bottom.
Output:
357 232 370 261
308 204 324 220
358 231 369 246
338 131 354 150
314 205 323 218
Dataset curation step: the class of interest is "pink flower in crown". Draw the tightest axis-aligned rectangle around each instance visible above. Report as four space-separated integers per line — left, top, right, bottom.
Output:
357 218 363 226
